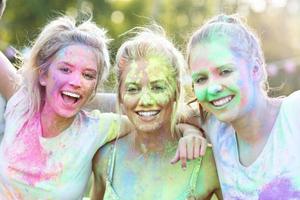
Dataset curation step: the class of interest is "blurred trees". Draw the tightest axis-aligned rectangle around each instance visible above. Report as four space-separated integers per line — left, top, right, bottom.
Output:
1 0 300 94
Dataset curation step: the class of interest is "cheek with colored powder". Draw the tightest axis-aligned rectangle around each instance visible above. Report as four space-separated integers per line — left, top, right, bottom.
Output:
194 87 207 102
236 78 255 111
151 88 174 105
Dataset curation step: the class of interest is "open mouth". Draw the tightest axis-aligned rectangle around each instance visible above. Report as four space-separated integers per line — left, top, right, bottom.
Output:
61 91 81 104
136 110 160 117
210 95 234 107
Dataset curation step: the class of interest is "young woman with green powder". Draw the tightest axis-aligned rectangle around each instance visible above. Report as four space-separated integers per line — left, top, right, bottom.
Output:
187 14 300 199
91 26 222 200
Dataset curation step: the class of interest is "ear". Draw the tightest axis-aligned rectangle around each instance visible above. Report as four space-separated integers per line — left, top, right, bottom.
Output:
251 59 262 82
39 70 47 86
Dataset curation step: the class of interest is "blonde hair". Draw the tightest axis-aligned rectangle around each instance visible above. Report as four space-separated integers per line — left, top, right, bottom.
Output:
187 14 268 122
21 15 110 119
115 25 186 136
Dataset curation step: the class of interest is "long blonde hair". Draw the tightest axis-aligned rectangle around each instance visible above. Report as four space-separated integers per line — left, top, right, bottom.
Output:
20 15 110 119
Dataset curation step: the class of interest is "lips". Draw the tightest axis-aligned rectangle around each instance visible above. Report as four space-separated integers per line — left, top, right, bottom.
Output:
210 95 234 107
61 91 81 105
135 110 161 122
136 110 160 117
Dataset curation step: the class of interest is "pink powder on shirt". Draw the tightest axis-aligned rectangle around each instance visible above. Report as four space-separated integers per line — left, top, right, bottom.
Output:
5 114 57 185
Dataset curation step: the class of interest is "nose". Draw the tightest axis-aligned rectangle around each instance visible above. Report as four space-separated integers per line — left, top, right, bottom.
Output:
138 89 155 106
68 73 82 88
207 84 223 95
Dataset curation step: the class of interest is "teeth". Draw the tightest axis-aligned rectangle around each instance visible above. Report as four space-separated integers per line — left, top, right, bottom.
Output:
211 96 233 107
62 91 80 99
137 111 159 117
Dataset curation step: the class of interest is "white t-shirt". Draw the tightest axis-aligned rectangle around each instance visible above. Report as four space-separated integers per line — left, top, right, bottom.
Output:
205 91 300 200
0 88 120 200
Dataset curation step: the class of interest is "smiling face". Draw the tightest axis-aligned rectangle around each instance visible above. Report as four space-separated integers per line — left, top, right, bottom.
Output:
39 44 98 119
189 37 257 123
120 56 177 133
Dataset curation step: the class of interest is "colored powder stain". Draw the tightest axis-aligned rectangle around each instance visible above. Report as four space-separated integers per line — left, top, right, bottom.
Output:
124 62 141 84
5 114 54 186
259 178 300 200
194 88 206 102
124 57 176 106
121 170 137 192
146 57 176 104
192 35 232 67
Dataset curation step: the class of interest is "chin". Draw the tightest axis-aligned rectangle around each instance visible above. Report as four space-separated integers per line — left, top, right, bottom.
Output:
135 123 161 133
213 111 236 124
56 109 80 119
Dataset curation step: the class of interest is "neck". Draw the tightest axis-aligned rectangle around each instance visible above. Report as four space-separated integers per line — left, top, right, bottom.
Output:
40 104 75 138
134 123 177 155
232 94 282 145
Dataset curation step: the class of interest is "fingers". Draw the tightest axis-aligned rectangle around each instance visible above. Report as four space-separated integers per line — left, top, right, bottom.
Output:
187 136 194 160
193 136 201 159
170 148 180 164
200 137 207 156
179 138 187 169
171 135 211 169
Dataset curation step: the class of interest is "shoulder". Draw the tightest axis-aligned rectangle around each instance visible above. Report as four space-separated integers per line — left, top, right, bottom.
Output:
92 141 115 178
92 134 132 176
200 147 217 172
81 111 121 130
277 91 300 118
5 86 29 121
282 91 300 106
195 147 220 195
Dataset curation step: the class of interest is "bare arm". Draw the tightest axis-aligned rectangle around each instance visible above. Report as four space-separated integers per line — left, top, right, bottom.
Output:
91 146 111 200
0 51 20 100
102 114 133 144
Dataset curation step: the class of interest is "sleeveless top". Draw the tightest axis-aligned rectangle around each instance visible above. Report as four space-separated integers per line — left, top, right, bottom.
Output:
103 143 202 200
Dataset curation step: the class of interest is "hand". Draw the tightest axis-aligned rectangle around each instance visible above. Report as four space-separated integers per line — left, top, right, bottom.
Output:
170 134 210 169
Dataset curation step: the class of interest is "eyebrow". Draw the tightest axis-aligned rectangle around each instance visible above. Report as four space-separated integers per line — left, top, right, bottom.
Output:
150 79 167 84
216 63 235 69
191 71 207 78
60 61 97 72
124 81 139 86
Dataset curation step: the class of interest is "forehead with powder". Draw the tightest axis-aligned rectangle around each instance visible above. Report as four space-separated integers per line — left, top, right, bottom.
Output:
124 55 176 84
190 33 249 71
190 36 232 67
